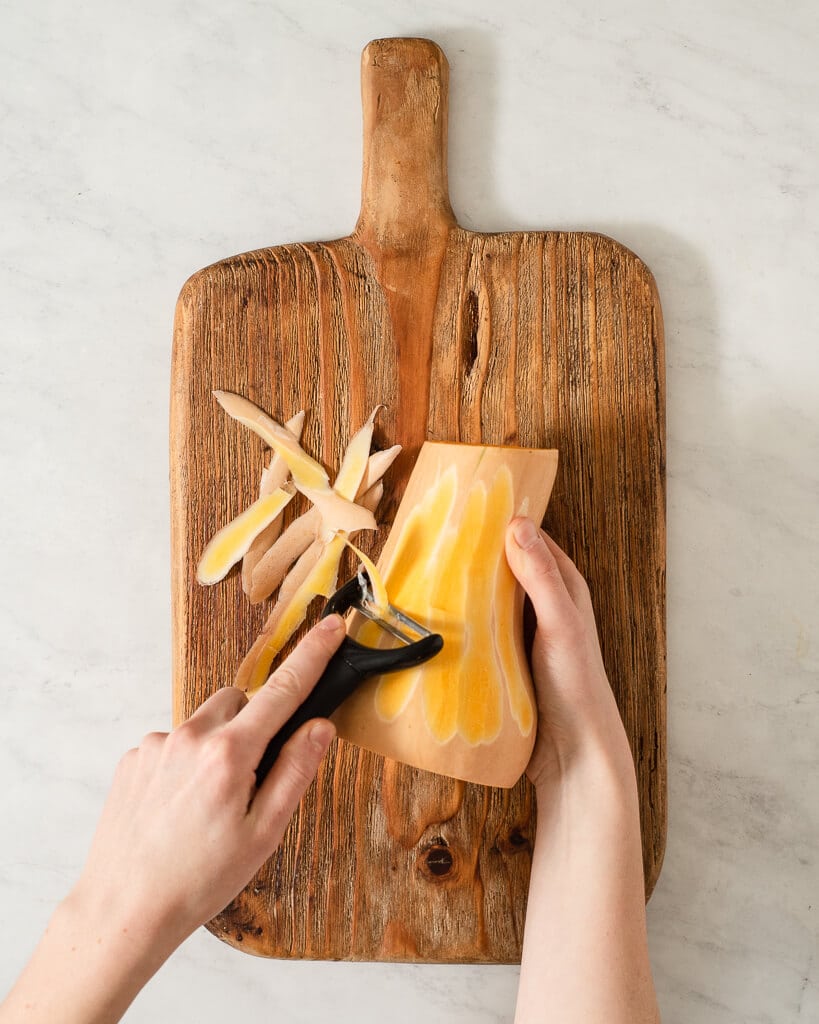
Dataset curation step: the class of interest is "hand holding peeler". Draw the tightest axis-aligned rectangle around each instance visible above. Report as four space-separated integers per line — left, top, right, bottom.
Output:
254 572 443 785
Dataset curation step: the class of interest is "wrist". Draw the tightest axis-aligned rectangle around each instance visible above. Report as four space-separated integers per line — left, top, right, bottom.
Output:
0 887 184 1024
62 878 186 975
530 744 647 903
534 738 640 827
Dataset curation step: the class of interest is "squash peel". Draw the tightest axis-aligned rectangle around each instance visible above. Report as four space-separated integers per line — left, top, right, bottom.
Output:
213 391 377 537
241 410 306 596
343 537 389 614
196 486 295 585
247 446 400 604
220 402 397 694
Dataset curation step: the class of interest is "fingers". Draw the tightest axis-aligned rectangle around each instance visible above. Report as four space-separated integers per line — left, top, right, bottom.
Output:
249 718 336 839
227 614 346 765
184 686 249 732
540 532 593 613
506 518 582 641
506 518 592 614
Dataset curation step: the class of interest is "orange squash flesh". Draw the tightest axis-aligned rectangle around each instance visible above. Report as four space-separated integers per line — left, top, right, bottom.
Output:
333 440 559 789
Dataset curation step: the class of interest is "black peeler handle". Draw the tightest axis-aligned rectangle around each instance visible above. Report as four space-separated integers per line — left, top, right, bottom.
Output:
254 578 443 786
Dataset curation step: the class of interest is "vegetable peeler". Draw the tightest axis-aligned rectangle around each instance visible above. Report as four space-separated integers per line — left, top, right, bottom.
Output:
254 572 443 785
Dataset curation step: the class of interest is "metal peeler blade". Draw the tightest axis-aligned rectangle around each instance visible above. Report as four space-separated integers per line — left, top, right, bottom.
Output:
254 573 443 786
353 569 435 646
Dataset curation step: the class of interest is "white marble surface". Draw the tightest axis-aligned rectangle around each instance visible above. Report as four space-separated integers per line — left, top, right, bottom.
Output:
2 0 817 1021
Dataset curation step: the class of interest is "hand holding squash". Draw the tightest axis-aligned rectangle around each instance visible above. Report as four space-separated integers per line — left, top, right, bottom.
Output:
508 518 659 1023
505 518 637 795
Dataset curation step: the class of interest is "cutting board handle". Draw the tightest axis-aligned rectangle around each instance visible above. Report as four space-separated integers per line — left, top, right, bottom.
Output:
355 38 456 245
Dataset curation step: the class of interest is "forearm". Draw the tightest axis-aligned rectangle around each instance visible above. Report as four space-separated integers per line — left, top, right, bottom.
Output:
0 885 185 1024
515 754 660 1024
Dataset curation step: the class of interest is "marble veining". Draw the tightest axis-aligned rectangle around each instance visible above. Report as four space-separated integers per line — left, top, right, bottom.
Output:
1 0 817 1021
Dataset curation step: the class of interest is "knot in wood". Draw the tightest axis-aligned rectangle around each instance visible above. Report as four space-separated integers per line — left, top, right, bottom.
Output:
425 845 454 876
499 826 532 856
509 826 529 849
417 835 458 882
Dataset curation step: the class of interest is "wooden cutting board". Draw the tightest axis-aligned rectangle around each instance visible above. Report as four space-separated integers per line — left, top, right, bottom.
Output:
170 36 666 963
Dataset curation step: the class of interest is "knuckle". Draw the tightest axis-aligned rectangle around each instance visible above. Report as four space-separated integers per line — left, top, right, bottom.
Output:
208 686 249 723
203 729 243 769
572 574 592 606
224 684 249 709
212 684 248 710
285 756 315 793
252 736 325 836
263 756 316 823
168 719 199 749
186 686 248 730
116 747 139 774
266 664 303 703
208 755 244 797
253 797 295 844
139 730 167 752
535 605 585 649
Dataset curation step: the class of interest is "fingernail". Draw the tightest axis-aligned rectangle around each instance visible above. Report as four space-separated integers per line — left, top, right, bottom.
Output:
309 720 335 750
319 613 344 634
513 518 540 548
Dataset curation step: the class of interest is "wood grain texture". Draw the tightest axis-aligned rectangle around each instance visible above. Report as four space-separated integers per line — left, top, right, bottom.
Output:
170 37 666 963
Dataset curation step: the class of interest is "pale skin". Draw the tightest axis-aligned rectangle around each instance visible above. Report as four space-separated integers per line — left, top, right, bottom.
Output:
505 518 661 1024
0 519 660 1023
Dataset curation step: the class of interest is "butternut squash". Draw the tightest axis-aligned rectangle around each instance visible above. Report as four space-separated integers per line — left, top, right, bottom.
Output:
332 441 559 789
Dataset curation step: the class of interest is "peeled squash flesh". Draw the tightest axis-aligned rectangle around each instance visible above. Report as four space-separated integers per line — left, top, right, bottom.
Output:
332 440 559 789
196 487 294 585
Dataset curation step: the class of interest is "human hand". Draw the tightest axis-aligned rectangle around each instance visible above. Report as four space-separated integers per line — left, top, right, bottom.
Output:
71 613 344 946
0 616 346 1024
507 521 660 1024
505 518 636 794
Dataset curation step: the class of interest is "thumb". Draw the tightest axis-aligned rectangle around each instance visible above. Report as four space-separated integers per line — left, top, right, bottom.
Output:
249 719 336 841
505 518 580 641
